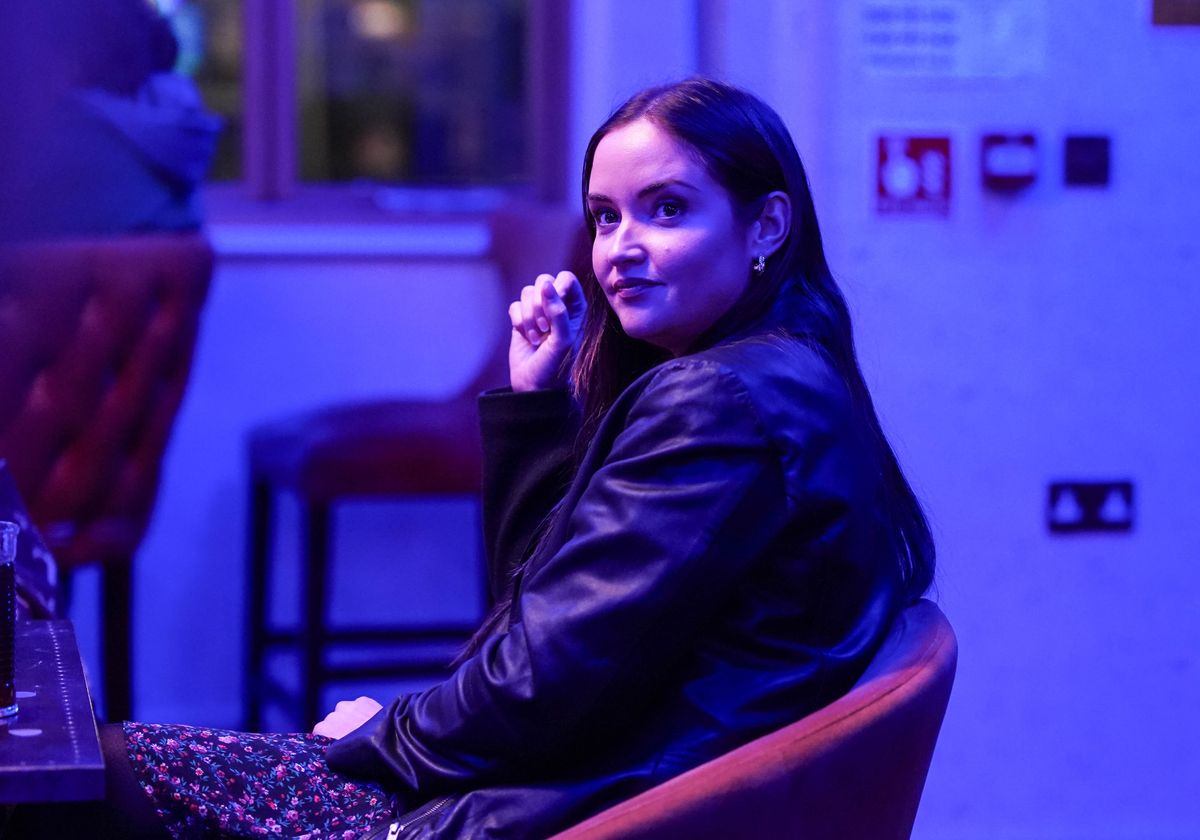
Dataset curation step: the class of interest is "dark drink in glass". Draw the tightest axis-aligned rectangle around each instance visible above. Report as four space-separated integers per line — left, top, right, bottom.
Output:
1 521 18 717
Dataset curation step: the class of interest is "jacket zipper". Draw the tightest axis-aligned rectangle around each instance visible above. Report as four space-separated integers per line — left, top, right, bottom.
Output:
387 795 453 836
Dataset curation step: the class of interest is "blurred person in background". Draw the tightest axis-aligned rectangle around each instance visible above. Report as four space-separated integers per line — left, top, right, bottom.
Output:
0 0 220 241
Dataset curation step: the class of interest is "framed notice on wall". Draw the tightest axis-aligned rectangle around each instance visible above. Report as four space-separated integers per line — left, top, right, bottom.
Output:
1152 0 1200 25
876 136 952 216
860 0 1046 78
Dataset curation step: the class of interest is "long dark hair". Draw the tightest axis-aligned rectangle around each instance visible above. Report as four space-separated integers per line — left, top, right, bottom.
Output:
573 78 934 599
463 79 934 659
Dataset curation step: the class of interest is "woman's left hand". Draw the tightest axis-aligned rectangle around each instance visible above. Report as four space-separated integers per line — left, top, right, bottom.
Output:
312 696 383 739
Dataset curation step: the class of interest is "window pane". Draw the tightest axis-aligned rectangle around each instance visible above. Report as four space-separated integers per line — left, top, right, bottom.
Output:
157 0 243 180
297 0 528 185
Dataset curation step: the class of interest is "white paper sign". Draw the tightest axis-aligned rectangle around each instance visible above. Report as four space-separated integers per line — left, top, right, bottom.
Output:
861 0 1046 78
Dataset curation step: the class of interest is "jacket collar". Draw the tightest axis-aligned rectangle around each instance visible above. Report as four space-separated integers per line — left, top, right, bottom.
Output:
692 273 823 354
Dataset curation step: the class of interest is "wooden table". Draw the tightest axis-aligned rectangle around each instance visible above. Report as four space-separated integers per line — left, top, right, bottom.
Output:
0 620 105 802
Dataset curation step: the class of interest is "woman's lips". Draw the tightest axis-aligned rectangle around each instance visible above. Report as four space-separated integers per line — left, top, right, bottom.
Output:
611 278 661 300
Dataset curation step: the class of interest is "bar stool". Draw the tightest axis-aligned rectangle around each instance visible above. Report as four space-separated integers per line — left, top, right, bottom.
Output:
242 203 583 731
244 400 488 731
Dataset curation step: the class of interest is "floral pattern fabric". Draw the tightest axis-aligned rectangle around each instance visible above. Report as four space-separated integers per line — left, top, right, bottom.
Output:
123 721 399 838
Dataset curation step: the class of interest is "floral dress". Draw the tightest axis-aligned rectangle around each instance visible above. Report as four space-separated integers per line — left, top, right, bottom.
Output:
124 722 401 838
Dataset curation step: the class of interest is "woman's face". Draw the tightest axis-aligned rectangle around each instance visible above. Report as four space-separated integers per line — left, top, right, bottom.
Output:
587 118 755 356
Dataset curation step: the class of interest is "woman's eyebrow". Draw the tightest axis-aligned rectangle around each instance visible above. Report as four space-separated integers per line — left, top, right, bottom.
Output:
637 179 698 198
586 179 699 204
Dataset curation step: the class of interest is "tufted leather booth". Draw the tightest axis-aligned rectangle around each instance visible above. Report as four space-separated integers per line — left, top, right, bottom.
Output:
0 234 213 721
551 599 957 840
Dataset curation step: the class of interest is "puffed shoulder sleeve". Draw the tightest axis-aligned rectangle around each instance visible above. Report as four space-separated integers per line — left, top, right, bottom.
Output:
326 361 790 794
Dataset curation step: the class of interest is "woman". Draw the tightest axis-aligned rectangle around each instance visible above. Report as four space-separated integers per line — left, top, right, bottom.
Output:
12 78 933 839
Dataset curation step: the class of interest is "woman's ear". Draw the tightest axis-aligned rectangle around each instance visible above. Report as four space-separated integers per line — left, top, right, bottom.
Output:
748 191 791 259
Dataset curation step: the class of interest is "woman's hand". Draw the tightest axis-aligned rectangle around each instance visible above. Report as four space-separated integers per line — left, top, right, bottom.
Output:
508 271 587 392
312 696 383 740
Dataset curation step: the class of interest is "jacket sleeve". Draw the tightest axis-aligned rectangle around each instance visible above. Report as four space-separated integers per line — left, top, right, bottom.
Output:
477 387 578 602
326 360 793 794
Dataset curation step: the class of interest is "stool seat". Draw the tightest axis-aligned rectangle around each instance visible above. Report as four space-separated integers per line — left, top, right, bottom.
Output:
249 400 483 500
244 397 489 732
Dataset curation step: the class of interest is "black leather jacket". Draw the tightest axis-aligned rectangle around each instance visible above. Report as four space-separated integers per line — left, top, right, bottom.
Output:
327 291 905 839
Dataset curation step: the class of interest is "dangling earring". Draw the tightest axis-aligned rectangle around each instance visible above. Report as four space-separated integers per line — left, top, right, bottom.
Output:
752 255 767 276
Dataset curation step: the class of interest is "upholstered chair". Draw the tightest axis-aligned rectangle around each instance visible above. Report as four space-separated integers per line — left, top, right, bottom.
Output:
551 599 957 840
0 234 214 721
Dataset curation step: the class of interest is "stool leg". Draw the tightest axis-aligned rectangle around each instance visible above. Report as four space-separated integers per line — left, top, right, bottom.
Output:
102 561 133 722
300 501 330 730
244 478 272 731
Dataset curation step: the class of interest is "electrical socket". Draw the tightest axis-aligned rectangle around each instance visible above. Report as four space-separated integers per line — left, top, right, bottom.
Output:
1047 480 1134 534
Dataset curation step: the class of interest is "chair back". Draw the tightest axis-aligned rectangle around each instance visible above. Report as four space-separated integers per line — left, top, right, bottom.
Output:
0 234 213 570
552 599 957 840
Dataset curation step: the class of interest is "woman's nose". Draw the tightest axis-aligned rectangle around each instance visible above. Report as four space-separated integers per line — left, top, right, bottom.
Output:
608 221 646 267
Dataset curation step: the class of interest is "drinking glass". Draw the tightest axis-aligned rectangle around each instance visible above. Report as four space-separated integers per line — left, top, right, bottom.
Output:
1 520 19 717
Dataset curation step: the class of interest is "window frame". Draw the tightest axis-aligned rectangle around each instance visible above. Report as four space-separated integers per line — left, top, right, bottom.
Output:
212 0 570 220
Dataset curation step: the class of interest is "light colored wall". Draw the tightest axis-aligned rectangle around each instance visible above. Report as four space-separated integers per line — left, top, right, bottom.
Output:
697 2 1200 837
567 0 700 190
77 1 1200 836
812 5 1200 838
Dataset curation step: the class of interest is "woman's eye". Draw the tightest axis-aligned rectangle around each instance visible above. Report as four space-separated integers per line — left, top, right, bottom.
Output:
593 208 618 227
655 201 682 219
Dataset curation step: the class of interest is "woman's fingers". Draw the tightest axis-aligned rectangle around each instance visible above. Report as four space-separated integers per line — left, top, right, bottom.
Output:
520 276 553 346
553 271 587 335
542 271 586 344
553 271 585 317
540 275 570 339
313 696 383 739
532 275 553 333
510 274 559 348
519 284 538 346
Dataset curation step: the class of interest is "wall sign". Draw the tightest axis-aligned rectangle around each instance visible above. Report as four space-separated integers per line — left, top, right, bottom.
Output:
861 0 1046 78
981 133 1037 194
1064 135 1111 187
1153 0 1200 25
876 135 952 216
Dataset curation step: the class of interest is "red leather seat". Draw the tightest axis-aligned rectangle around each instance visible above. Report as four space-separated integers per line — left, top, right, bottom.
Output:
551 599 957 840
0 234 213 721
248 401 484 501
243 203 583 730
